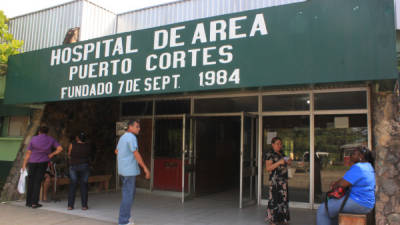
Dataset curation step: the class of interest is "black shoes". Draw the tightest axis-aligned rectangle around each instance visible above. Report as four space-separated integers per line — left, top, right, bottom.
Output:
31 204 42 208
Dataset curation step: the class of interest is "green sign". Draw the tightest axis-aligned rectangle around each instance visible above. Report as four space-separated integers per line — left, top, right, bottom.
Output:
5 0 397 104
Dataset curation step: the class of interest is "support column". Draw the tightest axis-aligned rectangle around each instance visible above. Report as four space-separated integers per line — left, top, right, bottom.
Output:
372 91 400 225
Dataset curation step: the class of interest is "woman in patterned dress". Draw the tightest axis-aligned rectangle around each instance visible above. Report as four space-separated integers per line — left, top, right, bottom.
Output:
265 137 292 225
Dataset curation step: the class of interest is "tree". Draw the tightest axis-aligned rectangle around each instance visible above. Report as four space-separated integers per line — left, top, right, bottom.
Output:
0 10 23 75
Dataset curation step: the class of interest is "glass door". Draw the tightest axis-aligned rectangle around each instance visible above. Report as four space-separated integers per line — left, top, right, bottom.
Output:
153 118 183 192
262 116 310 204
182 114 196 203
240 112 258 208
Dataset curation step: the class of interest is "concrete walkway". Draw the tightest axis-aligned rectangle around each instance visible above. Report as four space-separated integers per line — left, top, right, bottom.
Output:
0 203 112 225
6 190 316 225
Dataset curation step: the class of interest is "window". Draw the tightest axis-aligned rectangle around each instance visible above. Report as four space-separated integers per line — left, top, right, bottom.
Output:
194 96 258 113
155 99 190 115
263 94 309 111
121 101 153 116
1 116 29 137
315 91 367 110
314 114 367 203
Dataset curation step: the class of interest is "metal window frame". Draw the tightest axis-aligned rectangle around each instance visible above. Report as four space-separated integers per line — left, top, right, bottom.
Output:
118 86 370 209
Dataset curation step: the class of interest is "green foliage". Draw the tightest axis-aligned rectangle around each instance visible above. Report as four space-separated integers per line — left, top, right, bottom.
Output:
0 10 23 75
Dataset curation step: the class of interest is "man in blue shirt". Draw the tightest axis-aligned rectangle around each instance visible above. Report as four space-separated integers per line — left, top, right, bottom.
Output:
116 120 150 225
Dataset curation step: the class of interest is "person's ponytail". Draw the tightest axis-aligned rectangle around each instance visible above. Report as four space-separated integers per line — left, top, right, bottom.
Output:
361 147 375 168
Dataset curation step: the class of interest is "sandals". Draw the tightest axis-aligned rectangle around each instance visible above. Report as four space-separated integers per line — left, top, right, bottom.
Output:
82 206 88 210
67 206 73 210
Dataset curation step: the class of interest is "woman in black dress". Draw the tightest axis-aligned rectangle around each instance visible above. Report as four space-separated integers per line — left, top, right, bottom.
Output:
265 137 291 225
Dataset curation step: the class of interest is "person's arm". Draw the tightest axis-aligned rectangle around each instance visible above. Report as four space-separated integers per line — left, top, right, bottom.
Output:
266 159 285 172
67 143 72 159
22 150 32 171
133 150 150 179
331 165 360 189
49 145 63 159
330 178 352 190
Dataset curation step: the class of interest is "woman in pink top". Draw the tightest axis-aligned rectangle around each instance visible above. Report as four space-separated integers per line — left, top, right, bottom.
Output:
22 126 63 208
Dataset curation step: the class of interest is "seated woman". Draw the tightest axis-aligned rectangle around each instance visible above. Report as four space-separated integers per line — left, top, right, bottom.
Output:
317 147 375 225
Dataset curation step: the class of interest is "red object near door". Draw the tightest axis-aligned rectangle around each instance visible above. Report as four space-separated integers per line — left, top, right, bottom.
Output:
154 158 183 191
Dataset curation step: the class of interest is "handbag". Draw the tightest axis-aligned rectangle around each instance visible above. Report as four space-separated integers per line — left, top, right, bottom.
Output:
325 186 350 219
17 169 28 194
327 186 347 199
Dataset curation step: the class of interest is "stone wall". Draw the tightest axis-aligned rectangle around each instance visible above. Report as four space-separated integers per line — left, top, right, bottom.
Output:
373 91 400 225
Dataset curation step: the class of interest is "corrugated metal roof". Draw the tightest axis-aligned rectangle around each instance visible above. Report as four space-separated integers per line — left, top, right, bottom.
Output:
8 0 306 52
116 0 307 33
9 1 84 52
8 0 117 52
80 1 116 41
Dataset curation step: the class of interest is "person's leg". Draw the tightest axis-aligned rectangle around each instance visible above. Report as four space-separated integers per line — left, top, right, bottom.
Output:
42 173 51 201
26 163 36 207
31 162 47 206
316 197 346 225
342 198 373 214
78 164 90 209
68 166 78 209
118 176 135 225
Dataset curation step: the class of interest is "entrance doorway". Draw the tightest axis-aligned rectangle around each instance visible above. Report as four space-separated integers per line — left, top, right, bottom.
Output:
194 117 240 196
152 113 258 208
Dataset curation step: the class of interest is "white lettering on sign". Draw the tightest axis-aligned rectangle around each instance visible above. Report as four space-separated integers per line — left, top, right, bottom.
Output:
60 82 113 99
250 14 268 36
190 14 267 45
56 13 268 100
50 35 138 66
68 58 133 80
199 68 240 87
192 23 207 45
153 26 186 50
144 74 180 91
145 45 233 71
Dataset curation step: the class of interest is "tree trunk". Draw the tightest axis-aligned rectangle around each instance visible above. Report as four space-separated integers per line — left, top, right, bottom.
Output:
1 108 45 201
372 91 400 225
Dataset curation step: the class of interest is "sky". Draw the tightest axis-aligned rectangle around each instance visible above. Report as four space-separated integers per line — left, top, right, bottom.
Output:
1 0 180 18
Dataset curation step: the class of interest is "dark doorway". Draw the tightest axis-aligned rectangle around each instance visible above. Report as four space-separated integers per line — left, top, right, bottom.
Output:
195 117 241 196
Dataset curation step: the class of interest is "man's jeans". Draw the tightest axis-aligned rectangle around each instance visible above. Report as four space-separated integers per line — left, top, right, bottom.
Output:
68 163 90 208
317 197 372 225
118 176 136 225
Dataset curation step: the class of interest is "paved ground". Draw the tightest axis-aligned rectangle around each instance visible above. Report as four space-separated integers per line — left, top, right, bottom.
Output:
4 189 317 225
0 203 113 225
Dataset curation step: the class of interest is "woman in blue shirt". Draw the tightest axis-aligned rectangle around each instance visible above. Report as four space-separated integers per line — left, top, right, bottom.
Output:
317 147 375 225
